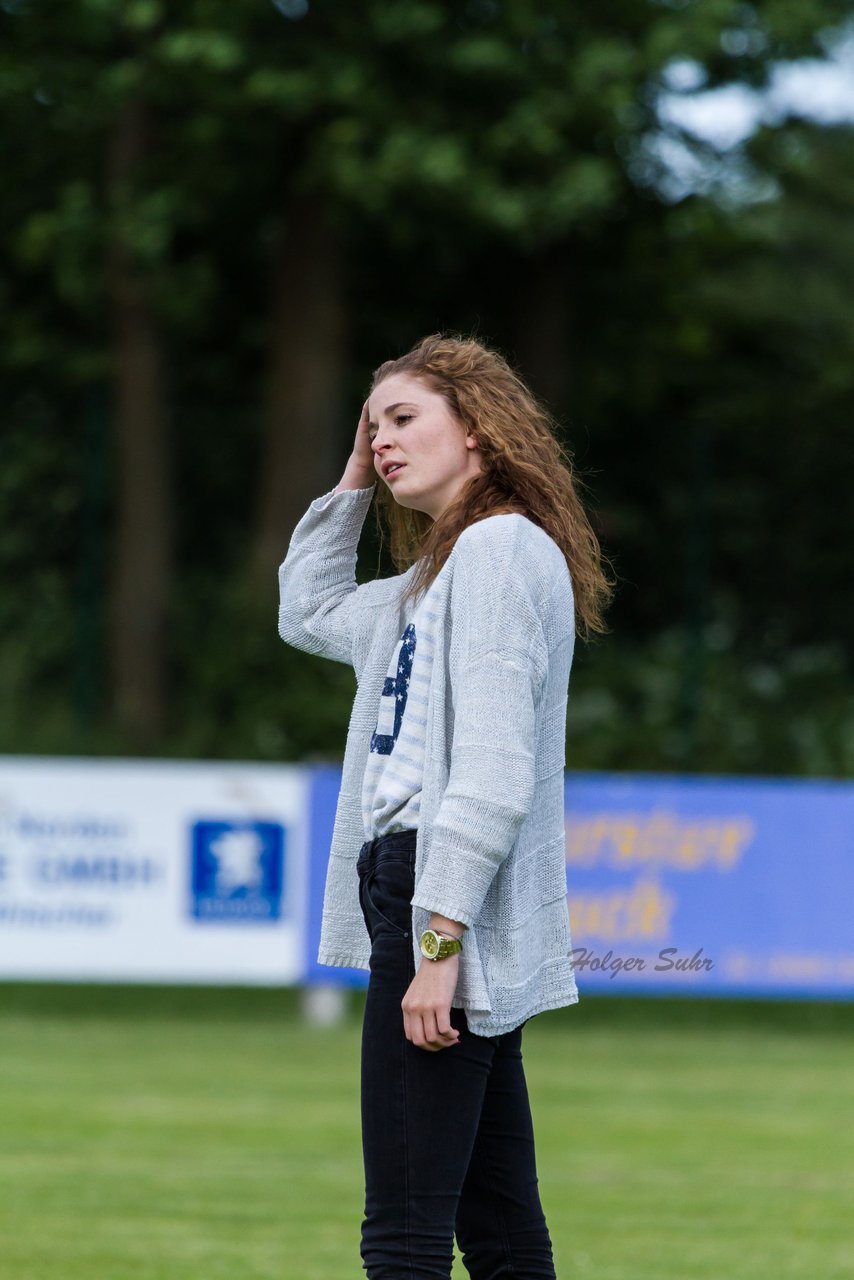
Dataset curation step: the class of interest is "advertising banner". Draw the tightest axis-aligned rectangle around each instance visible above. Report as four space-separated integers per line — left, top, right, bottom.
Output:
3 757 851 998
564 771 854 998
0 757 308 984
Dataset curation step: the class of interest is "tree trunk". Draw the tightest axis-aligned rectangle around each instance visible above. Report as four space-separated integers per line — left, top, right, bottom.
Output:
512 241 577 422
105 97 172 748
249 193 348 593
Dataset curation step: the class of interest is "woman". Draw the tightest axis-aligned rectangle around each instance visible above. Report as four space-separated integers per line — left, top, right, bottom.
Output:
278 333 613 1279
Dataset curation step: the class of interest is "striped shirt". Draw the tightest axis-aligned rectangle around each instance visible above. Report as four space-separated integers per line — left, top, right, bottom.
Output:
361 581 440 840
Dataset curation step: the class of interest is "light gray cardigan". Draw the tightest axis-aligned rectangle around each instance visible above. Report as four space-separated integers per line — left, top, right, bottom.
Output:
277 482 579 1036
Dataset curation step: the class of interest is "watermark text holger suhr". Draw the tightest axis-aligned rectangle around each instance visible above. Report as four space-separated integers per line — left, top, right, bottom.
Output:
571 947 714 979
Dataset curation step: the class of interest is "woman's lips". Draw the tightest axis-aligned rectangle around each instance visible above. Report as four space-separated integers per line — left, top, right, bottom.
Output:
386 463 406 479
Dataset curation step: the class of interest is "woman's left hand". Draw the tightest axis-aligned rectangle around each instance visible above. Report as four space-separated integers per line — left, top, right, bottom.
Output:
402 956 461 1052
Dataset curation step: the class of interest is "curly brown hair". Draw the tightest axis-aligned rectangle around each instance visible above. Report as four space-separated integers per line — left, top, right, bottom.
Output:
369 332 615 643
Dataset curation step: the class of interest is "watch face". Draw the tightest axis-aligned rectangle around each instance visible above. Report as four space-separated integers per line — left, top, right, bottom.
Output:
421 930 440 959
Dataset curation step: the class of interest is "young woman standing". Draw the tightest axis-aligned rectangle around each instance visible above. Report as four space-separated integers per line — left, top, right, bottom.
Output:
278 333 613 1279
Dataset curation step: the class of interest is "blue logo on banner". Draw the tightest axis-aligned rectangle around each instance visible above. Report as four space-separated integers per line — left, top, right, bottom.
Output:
190 820 285 923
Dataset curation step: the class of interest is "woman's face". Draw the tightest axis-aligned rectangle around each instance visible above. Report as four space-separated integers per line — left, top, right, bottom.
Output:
367 373 482 520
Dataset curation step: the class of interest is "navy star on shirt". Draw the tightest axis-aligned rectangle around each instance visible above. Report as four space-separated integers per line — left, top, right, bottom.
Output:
370 623 416 755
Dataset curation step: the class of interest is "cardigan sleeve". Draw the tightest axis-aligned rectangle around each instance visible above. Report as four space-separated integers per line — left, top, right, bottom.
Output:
410 521 549 928
277 483 376 667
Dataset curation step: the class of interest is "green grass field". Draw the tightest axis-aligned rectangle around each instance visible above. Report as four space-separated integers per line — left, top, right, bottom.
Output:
0 985 852 1280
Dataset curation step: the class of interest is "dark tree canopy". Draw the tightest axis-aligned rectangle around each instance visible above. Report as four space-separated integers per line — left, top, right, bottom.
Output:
1 0 852 775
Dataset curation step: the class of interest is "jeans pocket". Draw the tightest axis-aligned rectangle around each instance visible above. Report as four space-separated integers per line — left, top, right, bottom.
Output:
361 859 413 938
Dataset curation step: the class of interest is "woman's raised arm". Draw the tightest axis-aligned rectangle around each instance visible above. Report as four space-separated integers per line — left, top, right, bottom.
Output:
277 401 377 667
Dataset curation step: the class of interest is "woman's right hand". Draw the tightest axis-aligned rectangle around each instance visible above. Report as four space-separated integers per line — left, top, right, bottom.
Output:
351 398 379 481
335 399 379 493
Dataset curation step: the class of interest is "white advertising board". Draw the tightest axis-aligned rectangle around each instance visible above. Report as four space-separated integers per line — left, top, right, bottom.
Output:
0 756 309 984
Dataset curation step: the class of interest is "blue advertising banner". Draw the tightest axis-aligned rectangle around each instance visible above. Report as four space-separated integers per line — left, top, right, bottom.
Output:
563 771 854 998
306 768 854 999
304 765 368 987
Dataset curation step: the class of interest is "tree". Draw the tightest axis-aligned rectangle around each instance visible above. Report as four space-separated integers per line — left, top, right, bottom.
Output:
1 0 852 769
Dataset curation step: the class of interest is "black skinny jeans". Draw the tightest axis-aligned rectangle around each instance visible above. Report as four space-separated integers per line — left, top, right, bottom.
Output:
357 828 557 1279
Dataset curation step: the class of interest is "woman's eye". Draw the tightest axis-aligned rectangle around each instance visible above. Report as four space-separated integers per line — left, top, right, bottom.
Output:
369 414 411 443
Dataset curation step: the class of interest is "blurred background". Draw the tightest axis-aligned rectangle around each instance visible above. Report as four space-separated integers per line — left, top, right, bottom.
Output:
3 0 853 773
1 4 853 1279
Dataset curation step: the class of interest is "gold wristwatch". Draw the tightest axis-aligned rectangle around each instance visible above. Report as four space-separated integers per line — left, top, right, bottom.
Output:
419 928 463 961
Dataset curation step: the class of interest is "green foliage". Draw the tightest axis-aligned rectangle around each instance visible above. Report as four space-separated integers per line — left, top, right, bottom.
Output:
0 1 852 770
569 628 854 776
166 577 359 762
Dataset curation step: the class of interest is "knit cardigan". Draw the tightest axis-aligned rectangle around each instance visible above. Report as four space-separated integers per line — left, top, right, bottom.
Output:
277 482 579 1036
